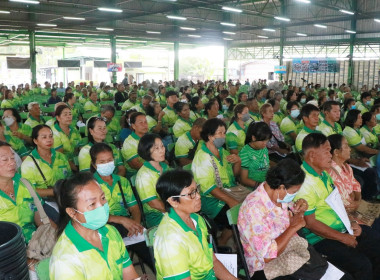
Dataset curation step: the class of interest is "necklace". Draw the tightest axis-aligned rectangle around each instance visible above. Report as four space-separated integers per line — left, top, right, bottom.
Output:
0 183 15 199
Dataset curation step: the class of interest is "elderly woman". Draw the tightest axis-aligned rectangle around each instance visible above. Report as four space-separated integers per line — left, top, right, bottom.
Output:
192 118 242 245
154 169 238 280
49 172 139 280
238 159 308 279
1 89 17 109
3 108 32 144
226 104 250 155
135 133 169 228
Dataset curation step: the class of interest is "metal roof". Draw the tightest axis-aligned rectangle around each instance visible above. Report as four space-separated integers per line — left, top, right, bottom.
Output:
0 0 379 48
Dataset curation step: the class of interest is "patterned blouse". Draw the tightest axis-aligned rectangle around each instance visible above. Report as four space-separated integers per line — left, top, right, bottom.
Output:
327 160 361 206
265 121 285 153
237 183 291 276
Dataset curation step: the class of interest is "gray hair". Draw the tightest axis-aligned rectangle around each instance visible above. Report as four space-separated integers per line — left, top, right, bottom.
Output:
28 102 39 111
100 104 115 115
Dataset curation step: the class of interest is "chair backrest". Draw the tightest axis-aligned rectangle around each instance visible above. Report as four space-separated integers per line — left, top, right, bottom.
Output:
183 163 192 171
35 257 50 280
226 204 242 225
128 175 147 228
144 226 158 248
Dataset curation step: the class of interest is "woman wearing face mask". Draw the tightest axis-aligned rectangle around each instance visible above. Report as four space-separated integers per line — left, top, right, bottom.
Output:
226 104 250 155
49 172 140 280
238 159 308 279
222 97 235 120
342 98 356 122
89 143 154 271
280 101 302 146
173 102 193 139
297 92 307 106
2 108 33 144
135 133 169 228
192 118 242 245
79 116 125 176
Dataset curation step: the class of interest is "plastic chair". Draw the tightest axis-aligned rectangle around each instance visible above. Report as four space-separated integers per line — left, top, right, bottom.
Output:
35 258 50 280
183 163 192 171
128 175 147 229
226 204 250 280
144 226 158 274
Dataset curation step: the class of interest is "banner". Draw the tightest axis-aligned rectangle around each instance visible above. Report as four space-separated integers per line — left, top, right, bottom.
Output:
107 63 122 72
58 60 80 67
292 58 339 73
94 60 110 68
274 65 286 74
124 61 142 68
7 57 30 69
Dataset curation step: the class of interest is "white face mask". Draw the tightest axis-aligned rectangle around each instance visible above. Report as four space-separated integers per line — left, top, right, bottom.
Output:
3 116 15 126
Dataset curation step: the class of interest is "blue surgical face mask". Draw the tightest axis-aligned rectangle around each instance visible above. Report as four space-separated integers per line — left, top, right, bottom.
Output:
74 203 110 230
376 114 380 121
290 109 300 118
241 113 251 122
277 191 298 204
261 97 266 102
97 161 115 176
222 104 228 111
366 100 371 106
213 137 225 148
300 98 306 104
301 88 306 92
350 105 356 110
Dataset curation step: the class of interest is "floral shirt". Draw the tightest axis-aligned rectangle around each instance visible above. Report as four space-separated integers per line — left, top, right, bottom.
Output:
237 183 291 276
265 121 285 153
327 160 361 206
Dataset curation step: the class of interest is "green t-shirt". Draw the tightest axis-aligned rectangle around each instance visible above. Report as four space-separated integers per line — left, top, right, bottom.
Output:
1 99 16 109
5 123 32 140
24 115 45 128
162 106 178 128
0 173 41 243
360 125 379 149
131 104 145 113
84 100 100 113
343 126 363 148
146 115 157 131
50 222 132 280
192 143 236 219
156 94 167 107
175 131 197 159
173 117 192 139
239 144 269 183
295 162 347 245
52 123 82 161
355 101 370 114
121 99 137 111
78 142 123 172
94 173 136 217
226 121 246 152
121 132 144 176
21 148 72 189
106 117 121 138
318 120 343 137
295 126 322 153
154 210 215 280
136 161 169 228
280 116 302 146
273 111 285 126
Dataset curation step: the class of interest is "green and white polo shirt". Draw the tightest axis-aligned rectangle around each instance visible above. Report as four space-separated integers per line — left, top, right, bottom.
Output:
355 101 370 114
1 99 16 109
24 115 45 128
192 143 236 219
245 112 261 126
173 117 192 139
0 173 41 243
79 142 123 172
239 144 269 183
280 116 302 146
343 126 363 148
226 121 246 152
360 125 379 149
135 161 169 228
295 126 322 153
295 162 347 245
154 209 215 280
49 222 132 280
156 94 167 107
5 123 32 141
175 131 198 159
121 99 137 111
84 100 100 113
273 111 285 126
21 148 71 189
52 123 81 161
131 104 145 113
318 120 342 137
4 134 29 158
94 173 136 217
146 115 158 131
99 91 110 101
162 106 178 128
121 132 144 177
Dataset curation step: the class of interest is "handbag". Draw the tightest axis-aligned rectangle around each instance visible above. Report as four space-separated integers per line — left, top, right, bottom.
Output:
293 244 328 280
29 155 48 187
22 178 56 260
210 156 252 203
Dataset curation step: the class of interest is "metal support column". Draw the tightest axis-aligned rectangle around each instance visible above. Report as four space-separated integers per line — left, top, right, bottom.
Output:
279 0 286 82
110 35 117 84
174 41 179 81
62 47 66 86
347 0 357 86
29 30 36 84
224 45 228 81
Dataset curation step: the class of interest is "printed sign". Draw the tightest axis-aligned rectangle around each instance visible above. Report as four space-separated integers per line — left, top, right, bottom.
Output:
107 63 122 72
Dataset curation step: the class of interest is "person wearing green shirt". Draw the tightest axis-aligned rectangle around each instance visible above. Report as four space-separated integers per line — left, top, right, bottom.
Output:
1 90 17 109
360 112 379 149
280 101 302 146
162 91 179 129
282 90 297 113
121 92 138 111
239 122 271 188
99 105 121 142
0 143 44 243
84 91 100 113
190 96 205 121
295 133 380 279
226 104 250 154
319 101 343 137
79 88 89 106
3 108 33 145
355 92 372 114
156 85 167 107
49 172 140 280
25 102 46 128
21 125 72 198
192 118 242 245
78 116 125 176
154 169 238 280
0 122 28 159
89 142 154 270
51 104 81 171
121 112 148 178
245 97 261 125
145 101 167 134
175 118 206 167
343 109 379 159
295 104 322 153
267 98 285 126
173 101 193 139
63 92 81 126
135 133 168 228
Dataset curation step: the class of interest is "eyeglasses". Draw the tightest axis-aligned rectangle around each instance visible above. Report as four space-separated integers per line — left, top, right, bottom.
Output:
171 185 200 199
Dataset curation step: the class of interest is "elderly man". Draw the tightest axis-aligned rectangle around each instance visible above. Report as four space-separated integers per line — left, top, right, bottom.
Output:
25 102 45 128
296 133 380 279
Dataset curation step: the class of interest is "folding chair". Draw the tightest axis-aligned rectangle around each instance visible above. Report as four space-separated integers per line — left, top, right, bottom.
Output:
128 175 147 229
226 204 250 280
144 226 158 274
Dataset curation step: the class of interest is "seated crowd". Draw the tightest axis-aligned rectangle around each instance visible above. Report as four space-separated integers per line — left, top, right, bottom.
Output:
1 78 380 280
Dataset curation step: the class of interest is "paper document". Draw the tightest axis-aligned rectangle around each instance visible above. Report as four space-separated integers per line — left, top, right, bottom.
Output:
325 188 353 235
215 254 237 277
349 162 371 172
320 262 344 280
123 230 146 246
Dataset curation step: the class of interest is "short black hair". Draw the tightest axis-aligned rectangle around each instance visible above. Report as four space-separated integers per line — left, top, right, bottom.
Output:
89 142 113 173
361 111 373 126
245 121 272 144
130 112 146 125
165 90 178 99
156 169 193 212
302 133 328 154
361 92 371 101
32 124 52 146
344 109 361 128
190 96 201 111
200 118 227 142
327 134 344 155
300 104 319 120
322 100 340 112
343 98 355 111
138 133 162 161
285 90 295 102
3 108 21 123
286 100 299 112
266 159 305 190
173 101 188 114
87 116 106 144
